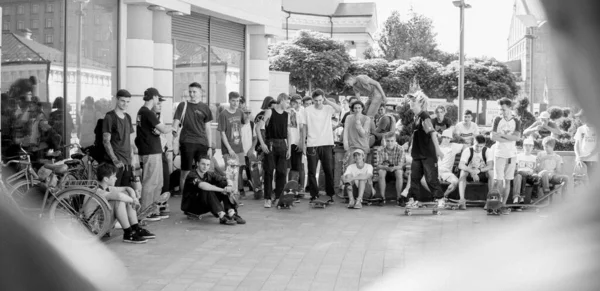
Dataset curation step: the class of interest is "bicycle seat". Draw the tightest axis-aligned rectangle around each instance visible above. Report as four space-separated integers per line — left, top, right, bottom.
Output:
43 163 69 175
71 153 84 160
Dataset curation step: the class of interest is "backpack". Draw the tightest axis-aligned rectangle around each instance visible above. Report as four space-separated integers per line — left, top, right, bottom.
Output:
467 147 487 166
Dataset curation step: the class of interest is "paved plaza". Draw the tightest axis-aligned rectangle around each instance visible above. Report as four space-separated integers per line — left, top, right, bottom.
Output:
106 196 548 291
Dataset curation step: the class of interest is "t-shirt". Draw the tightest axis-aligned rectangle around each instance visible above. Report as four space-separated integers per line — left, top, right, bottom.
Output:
411 111 436 160
345 114 371 153
516 153 537 174
438 143 464 172
217 109 244 155
241 122 253 154
460 146 491 170
531 120 559 139
343 163 373 180
537 151 563 173
102 110 134 164
492 116 521 158
136 106 162 155
574 124 598 162
353 75 376 97
303 105 336 147
454 122 480 145
432 117 452 134
288 108 305 145
174 101 213 145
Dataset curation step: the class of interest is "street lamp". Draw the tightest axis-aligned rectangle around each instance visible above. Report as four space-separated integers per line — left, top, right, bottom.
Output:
453 0 471 122
74 0 89 146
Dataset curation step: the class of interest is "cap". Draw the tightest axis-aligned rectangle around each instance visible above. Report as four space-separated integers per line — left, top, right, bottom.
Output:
352 149 365 156
144 87 162 101
441 129 453 139
116 89 131 98
523 138 534 145
539 111 550 119
158 97 166 102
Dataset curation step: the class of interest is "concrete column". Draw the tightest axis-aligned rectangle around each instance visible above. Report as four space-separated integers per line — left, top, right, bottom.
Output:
152 11 173 123
248 25 270 115
125 5 153 120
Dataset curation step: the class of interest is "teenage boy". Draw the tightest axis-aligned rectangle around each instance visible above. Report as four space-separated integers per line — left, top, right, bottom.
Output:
405 91 445 208
96 163 155 244
217 91 247 197
342 149 373 209
574 112 598 177
537 137 569 196
257 93 291 208
491 97 522 213
454 110 480 145
343 73 387 117
340 96 358 128
513 138 540 203
152 97 171 218
136 88 171 221
375 132 406 205
432 106 453 135
288 95 305 187
173 82 213 195
523 111 562 139
102 89 136 187
302 96 313 108
370 104 396 147
343 100 371 170
458 134 494 209
302 89 342 203
181 156 246 225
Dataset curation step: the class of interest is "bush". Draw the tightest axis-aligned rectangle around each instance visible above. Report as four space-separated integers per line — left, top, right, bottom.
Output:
557 117 572 132
548 106 563 120
562 107 571 118
445 103 458 125
514 97 536 132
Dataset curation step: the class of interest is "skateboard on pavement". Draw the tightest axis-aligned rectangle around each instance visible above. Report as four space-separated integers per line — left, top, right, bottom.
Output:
277 181 298 209
504 182 565 213
309 199 329 209
445 198 464 210
364 197 385 206
485 190 504 215
248 155 263 200
404 201 443 216
137 192 171 221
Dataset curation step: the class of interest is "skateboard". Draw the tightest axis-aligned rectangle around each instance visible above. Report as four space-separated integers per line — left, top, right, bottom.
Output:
445 198 466 210
224 155 240 199
184 211 203 220
137 192 171 221
277 194 295 209
504 182 565 213
248 155 263 200
485 190 504 215
309 200 328 209
282 180 303 203
404 202 443 216
364 197 385 206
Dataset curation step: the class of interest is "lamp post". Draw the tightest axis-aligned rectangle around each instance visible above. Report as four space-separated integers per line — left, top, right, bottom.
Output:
74 0 89 145
453 0 471 122
525 28 535 113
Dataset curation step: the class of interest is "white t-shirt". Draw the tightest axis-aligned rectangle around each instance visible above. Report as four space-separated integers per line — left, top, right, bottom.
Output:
287 108 305 145
492 116 521 158
303 105 336 147
439 143 465 172
575 124 598 161
454 122 480 144
516 153 537 173
343 163 373 180
241 122 253 154
460 146 491 170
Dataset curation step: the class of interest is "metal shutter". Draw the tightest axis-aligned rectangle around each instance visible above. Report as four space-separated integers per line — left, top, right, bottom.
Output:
209 18 245 51
172 12 209 44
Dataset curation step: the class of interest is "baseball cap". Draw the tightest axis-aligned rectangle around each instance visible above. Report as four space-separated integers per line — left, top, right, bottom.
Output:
143 87 162 101
116 89 131 98
523 138 534 145
352 149 365 156
441 129 453 139
539 111 550 119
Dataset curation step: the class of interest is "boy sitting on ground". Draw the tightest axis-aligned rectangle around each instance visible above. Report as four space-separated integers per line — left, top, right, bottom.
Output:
342 149 373 209
512 138 541 203
458 135 494 208
536 136 569 196
96 163 155 244
181 156 246 226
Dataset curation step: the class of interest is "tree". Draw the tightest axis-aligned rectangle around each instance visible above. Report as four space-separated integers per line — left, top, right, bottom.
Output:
269 30 352 92
378 11 440 62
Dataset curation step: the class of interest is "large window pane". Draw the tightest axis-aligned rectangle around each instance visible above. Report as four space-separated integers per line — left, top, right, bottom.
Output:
173 39 209 104
209 46 243 121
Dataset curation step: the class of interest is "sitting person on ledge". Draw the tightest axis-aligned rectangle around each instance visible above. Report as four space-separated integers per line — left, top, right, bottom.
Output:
375 132 406 206
181 156 246 226
342 149 373 209
513 137 541 203
536 136 569 197
458 134 494 207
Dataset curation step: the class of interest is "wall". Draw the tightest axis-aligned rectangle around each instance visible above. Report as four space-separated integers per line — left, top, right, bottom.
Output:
282 0 340 15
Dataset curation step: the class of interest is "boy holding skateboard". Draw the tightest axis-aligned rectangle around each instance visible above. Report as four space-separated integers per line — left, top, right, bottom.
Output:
217 91 247 198
342 149 374 209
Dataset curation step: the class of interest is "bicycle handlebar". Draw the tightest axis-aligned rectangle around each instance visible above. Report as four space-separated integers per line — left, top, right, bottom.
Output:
1 159 31 167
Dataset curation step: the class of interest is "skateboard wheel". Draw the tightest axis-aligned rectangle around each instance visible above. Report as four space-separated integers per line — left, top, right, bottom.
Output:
535 208 540 213
407 211 412 216
436 211 442 215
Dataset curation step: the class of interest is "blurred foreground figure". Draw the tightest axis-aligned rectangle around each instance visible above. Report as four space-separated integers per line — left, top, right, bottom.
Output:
367 0 600 290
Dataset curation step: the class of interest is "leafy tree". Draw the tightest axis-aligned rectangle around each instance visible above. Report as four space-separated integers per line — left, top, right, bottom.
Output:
378 11 440 61
269 30 352 92
378 57 444 97
514 97 536 132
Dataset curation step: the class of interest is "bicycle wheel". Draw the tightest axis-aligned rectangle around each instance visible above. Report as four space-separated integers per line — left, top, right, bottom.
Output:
9 179 45 212
48 188 113 241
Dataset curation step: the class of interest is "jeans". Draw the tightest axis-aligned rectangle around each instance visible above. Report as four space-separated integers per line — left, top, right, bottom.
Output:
263 139 288 200
189 189 237 217
409 157 443 200
306 145 335 198
140 154 163 215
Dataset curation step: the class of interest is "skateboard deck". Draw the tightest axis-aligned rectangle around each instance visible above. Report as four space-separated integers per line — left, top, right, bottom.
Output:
309 200 328 209
485 190 504 215
138 192 171 221
364 197 385 206
249 156 263 200
277 194 295 209
283 180 303 203
504 182 564 213
444 199 463 210
225 155 240 197
404 202 442 216
184 211 203 220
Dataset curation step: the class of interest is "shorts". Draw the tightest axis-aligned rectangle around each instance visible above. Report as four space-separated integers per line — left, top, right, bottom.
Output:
494 156 516 180
380 169 402 183
180 142 209 171
439 171 458 183
115 164 133 187
466 172 489 183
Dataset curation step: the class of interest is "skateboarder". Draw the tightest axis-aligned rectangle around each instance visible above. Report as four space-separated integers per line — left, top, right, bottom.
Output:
181 156 246 225
375 132 406 206
458 134 494 209
343 73 387 118
341 149 373 209
217 91 247 197
453 110 480 145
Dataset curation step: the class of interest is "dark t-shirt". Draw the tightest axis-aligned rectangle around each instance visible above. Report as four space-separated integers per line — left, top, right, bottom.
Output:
411 111 436 160
102 110 133 164
174 102 213 145
432 116 452 134
217 109 244 155
265 109 288 139
136 106 162 155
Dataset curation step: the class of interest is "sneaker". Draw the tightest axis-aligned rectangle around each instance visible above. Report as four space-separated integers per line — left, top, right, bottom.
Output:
264 199 272 208
347 199 356 209
144 214 161 222
397 196 407 207
185 212 201 220
293 195 302 203
458 199 467 210
123 231 147 244
436 198 446 209
219 216 236 225
158 211 170 219
239 190 246 198
232 214 246 224
309 196 318 203
136 228 156 239
326 197 334 204
500 207 511 215
406 198 418 208
512 195 520 204
353 200 363 209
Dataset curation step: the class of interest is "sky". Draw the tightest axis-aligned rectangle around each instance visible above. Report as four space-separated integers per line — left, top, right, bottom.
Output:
344 0 515 61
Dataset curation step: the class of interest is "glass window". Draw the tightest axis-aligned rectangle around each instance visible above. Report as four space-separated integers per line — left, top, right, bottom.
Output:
17 20 24 30
2 7 9 15
45 34 53 44
31 19 38 30
32 4 39 14
2 22 9 31
209 46 244 106
173 39 209 104
46 3 53 13
17 5 24 15
45 18 52 28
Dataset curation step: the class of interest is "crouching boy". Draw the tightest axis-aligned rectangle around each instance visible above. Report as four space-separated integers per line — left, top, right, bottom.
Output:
536 137 569 196
96 163 156 244
342 149 373 209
